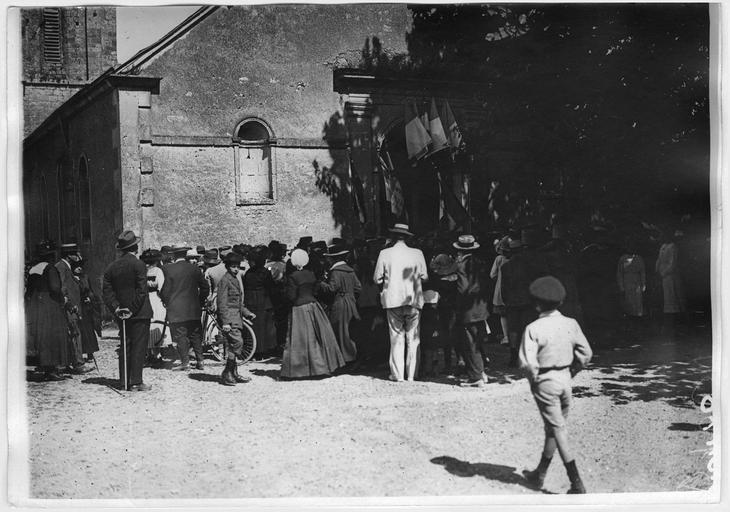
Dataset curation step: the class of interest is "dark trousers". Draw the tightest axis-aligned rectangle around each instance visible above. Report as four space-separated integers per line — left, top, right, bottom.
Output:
117 318 150 387
460 320 488 381
171 320 204 364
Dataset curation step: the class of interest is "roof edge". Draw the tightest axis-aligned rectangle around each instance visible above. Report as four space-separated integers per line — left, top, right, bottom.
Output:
24 74 161 148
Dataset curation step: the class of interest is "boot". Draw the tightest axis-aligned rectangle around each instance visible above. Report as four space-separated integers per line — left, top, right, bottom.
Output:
232 360 251 383
220 360 236 386
565 460 586 494
523 455 552 488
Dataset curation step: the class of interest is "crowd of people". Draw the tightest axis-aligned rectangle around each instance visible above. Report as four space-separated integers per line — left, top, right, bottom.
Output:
23 218 702 494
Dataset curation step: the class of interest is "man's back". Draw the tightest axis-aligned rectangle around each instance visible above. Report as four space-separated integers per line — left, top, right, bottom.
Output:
103 252 152 319
374 241 428 309
161 261 209 323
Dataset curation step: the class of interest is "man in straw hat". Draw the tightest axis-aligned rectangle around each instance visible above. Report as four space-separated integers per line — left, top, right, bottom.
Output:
160 244 210 371
519 276 592 494
102 230 153 391
373 223 428 382
453 234 491 387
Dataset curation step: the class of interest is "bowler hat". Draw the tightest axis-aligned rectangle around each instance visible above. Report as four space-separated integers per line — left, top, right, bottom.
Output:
311 240 327 253
196 245 206 255
297 236 313 249
36 240 57 257
430 253 458 276
140 249 162 264
389 223 413 237
219 245 233 256
116 230 141 250
224 252 242 266
170 244 191 256
529 276 566 304
453 234 480 251
203 249 220 265
326 242 349 257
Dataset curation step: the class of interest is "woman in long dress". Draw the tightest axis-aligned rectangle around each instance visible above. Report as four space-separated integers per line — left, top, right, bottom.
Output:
281 249 345 379
26 241 69 381
617 243 646 341
655 231 687 340
74 259 101 362
141 249 168 364
243 245 278 359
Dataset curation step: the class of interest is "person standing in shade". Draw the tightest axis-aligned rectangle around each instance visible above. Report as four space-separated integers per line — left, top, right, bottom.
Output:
281 249 345 379
243 245 277 360
217 252 255 386
265 240 289 357
617 241 647 341
56 243 93 374
519 276 593 494
102 230 153 391
453 235 491 387
490 236 512 346
320 242 362 367
26 241 70 381
373 223 428 382
160 245 210 371
74 256 101 364
655 230 687 341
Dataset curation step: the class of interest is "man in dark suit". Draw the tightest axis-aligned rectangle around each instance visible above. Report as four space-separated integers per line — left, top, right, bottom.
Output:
160 245 210 370
102 230 153 391
56 243 92 374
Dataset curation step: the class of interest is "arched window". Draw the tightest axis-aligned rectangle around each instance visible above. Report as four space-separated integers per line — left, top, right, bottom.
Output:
234 118 276 205
78 156 92 241
60 158 77 243
40 173 50 239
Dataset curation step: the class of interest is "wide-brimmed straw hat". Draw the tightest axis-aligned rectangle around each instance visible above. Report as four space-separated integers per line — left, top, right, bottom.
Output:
389 223 413 237
116 230 141 250
453 234 480 251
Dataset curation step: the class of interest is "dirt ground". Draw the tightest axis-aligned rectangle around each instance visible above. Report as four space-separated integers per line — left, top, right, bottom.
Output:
22 326 714 500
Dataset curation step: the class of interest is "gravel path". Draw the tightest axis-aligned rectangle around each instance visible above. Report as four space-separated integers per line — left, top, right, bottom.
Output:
24 328 713 499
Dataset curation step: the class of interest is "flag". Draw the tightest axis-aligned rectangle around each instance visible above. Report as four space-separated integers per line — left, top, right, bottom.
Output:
390 175 404 216
428 98 450 155
437 171 470 228
377 149 403 216
405 101 432 160
441 100 464 156
348 156 367 225
437 172 457 230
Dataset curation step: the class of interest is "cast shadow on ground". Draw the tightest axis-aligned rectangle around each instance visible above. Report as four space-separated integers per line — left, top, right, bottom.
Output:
187 373 224 384
571 347 712 408
668 422 712 432
250 368 281 380
81 376 122 389
430 456 554 494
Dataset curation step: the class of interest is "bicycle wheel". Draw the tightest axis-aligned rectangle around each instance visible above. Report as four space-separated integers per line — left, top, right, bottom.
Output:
204 317 226 362
237 320 257 364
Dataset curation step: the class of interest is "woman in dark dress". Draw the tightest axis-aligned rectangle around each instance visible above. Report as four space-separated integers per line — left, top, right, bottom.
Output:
243 245 278 359
26 241 69 381
281 249 345 379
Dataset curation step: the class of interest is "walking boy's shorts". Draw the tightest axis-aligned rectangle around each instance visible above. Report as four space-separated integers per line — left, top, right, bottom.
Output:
531 370 572 432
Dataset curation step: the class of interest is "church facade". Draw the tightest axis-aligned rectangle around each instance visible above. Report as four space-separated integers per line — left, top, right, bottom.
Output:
23 5 507 286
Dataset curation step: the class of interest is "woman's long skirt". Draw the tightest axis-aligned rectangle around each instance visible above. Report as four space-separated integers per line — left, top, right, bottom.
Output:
281 302 345 378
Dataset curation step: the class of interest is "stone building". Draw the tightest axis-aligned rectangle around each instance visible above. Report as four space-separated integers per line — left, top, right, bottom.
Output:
23 5 498 287
22 6 117 136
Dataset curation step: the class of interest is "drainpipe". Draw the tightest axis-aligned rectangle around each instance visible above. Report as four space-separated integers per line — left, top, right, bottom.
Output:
84 7 89 81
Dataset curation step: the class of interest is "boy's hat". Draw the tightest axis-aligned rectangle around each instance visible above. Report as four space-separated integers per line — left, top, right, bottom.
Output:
224 252 242 266
529 276 566 304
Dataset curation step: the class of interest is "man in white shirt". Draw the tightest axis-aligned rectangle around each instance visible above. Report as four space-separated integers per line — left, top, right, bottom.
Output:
373 224 428 382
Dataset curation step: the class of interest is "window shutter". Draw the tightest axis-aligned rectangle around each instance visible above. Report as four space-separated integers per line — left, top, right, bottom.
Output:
42 8 62 64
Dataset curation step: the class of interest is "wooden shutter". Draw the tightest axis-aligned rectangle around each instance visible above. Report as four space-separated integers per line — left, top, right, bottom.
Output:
42 8 62 64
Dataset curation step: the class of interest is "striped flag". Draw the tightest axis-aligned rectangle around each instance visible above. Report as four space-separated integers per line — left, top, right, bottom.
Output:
441 100 465 157
348 155 367 225
405 101 432 160
428 98 450 155
377 149 404 216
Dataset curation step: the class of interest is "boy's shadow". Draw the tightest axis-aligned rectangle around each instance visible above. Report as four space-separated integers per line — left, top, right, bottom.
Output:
431 456 554 494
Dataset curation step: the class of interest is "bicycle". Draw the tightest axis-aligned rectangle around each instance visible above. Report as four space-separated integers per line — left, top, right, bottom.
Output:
201 306 256 365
